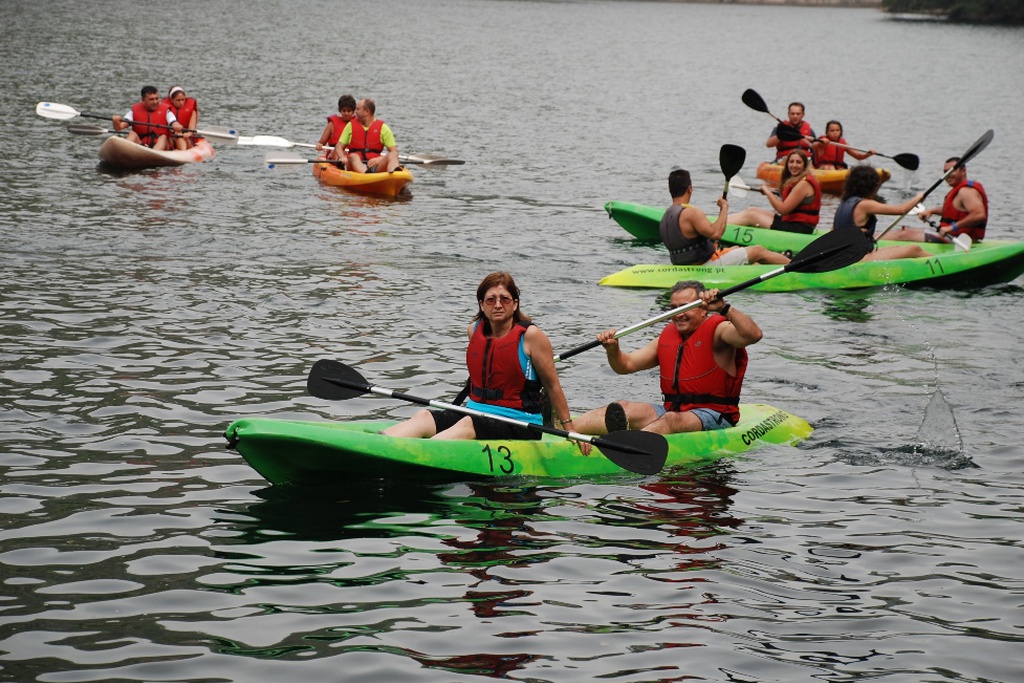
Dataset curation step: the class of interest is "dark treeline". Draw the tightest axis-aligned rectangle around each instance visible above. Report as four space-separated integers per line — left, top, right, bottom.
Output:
882 0 1024 24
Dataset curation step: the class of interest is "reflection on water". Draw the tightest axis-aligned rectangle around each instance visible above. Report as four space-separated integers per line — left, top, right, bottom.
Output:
201 466 742 674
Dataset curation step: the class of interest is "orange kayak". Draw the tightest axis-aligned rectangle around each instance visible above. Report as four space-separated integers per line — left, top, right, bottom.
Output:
312 161 413 197
755 161 890 194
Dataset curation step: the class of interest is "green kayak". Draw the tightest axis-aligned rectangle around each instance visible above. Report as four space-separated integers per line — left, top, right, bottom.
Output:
602 201 1024 291
608 200 820 250
225 403 812 485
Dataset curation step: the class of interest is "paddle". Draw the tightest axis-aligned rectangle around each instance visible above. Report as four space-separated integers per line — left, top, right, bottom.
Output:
720 144 746 200
400 153 465 166
36 102 239 142
875 129 994 242
905 206 971 252
66 124 126 137
554 228 870 362
237 134 316 148
238 135 465 165
265 152 344 169
306 359 669 475
741 88 787 124
775 125 919 171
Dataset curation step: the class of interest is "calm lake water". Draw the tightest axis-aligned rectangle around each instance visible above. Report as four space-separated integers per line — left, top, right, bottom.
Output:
2 1 1023 681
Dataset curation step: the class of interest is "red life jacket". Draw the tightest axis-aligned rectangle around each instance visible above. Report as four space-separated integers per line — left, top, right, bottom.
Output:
326 114 347 147
940 179 988 241
130 101 173 148
780 175 821 227
813 136 846 168
163 97 198 145
657 316 745 423
775 121 814 160
348 119 385 161
466 321 542 414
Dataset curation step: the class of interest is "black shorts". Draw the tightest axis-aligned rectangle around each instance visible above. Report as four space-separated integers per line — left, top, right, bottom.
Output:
770 215 816 234
430 409 541 441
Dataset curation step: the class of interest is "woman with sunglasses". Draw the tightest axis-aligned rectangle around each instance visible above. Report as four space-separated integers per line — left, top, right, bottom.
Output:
383 272 584 448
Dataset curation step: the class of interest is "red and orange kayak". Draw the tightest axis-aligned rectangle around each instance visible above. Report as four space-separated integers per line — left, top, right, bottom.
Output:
755 162 890 194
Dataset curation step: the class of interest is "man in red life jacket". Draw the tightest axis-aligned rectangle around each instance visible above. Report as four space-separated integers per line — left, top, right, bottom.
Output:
767 102 815 162
112 85 182 150
338 98 400 173
573 280 762 436
886 156 988 244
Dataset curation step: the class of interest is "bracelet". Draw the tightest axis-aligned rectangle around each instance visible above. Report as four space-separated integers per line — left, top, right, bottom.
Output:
719 303 732 317
559 419 573 427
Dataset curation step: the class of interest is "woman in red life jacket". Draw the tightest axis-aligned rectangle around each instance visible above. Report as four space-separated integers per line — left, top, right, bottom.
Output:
812 120 875 170
382 272 587 452
164 86 198 150
317 94 357 163
728 150 822 234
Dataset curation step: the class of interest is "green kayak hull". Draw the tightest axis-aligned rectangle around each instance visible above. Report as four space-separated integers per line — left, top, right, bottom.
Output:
225 403 812 485
603 201 1024 291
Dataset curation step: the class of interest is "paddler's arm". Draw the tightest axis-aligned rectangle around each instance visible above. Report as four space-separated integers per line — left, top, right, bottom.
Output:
598 330 659 375
112 111 131 132
764 177 810 215
689 198 729 241
524 325 590 454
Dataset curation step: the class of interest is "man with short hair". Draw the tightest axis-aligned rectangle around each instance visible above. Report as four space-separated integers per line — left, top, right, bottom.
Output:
659 167 790 266
767 102 815 162
339 98 400 173
112 85 182 150
573 280 762 435
886 157 988 244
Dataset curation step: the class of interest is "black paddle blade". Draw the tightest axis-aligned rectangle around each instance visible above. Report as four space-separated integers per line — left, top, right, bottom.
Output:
774 124 805 143
957 129 994 168
788 228 871 274
719 144 746 179
307 359 371 400
592 430 669 475
741 88 769 114
892 153 920 171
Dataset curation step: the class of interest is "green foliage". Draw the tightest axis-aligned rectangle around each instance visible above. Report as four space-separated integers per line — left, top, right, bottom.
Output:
882 0 1024 23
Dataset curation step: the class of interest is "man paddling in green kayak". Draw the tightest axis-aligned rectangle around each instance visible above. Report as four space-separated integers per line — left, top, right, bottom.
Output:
883 157 988 245
382 272 589 453
661 167 791 265
112 85 183 150
573 280 760 436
